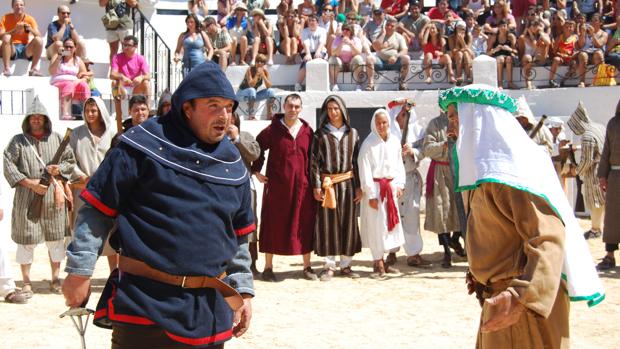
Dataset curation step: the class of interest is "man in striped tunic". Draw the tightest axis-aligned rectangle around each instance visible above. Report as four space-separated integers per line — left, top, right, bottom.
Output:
3 96 75 298
566 102 606 240
311 95 362 281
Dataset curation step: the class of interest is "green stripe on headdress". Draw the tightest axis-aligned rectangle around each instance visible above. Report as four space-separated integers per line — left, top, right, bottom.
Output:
438 87 517 113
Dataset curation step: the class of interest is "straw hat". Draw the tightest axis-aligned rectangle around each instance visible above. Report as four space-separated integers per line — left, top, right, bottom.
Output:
251 8 265 19
234 2 247 12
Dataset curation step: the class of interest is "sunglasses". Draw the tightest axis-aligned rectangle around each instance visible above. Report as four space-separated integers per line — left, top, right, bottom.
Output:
63 45 75 49
324 8 333 12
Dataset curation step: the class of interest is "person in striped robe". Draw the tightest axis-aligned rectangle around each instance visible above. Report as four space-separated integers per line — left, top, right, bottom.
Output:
566 102 606 240
3 96 75 298
310 95 362 281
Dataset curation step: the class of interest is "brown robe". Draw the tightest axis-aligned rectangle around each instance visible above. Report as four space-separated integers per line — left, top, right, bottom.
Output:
423 115 460 234
467 182 569 349
597 115 620 244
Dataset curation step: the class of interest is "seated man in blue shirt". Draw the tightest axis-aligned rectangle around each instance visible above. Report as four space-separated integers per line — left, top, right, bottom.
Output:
45 5 87 61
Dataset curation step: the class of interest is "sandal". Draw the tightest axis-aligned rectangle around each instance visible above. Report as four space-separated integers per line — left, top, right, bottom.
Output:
4 290 28 304
28 69 43 77
303 266 318 281
319 269 334 282
371 262 387 280
339 266 360 279
20 283 33 299
406 255 431 267
364 84 375 91
385 253 397 266
50 279 62 294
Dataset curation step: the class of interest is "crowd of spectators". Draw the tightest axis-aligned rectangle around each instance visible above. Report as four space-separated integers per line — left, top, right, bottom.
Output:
181 0 620 91
1 0 619 101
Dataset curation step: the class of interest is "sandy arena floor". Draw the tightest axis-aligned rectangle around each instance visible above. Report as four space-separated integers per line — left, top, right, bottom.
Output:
0 217 618 349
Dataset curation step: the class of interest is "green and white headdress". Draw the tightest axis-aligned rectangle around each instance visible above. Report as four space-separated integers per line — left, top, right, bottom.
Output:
440 84 604 307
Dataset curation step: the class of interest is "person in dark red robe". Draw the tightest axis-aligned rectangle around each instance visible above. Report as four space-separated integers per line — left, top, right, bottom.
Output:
251 93 318 282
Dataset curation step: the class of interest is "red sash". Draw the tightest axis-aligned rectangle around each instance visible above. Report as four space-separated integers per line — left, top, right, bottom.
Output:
373 178 400 231
425 160 450 197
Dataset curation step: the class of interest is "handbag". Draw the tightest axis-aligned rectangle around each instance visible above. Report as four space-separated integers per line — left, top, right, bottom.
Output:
101 0 122 30
592 63 617 87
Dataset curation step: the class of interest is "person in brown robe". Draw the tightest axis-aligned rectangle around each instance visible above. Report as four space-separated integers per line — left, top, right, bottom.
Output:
444 100 570 349
596 99 620 270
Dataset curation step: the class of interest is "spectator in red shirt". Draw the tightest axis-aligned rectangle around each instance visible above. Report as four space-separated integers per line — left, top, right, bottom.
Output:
428 0 461 23
380 0 410 19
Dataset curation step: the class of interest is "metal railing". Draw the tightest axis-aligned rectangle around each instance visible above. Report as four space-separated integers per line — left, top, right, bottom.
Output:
132 8 183 103
0 90 28 116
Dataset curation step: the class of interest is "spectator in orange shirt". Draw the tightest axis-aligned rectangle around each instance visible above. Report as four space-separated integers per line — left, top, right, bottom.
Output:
0 0 43 76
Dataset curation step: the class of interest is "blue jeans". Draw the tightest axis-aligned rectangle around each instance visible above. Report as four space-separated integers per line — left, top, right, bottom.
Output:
236 87 275 103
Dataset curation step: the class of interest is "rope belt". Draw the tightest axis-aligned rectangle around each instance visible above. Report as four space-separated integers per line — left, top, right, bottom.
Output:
320 171 354 209
118 255 244 311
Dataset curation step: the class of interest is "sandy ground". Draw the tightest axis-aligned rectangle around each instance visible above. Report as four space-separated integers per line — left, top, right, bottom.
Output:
0 217 619 349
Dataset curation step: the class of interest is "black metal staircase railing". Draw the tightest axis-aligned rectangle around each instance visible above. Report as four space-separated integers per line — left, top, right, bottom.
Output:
132 7 183 102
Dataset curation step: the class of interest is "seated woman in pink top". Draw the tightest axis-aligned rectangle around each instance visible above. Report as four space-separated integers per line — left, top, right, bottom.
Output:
327 23 364 91
48 38 91 120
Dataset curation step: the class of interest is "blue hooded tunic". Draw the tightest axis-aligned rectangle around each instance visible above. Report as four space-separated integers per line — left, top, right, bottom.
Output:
72 61 254 346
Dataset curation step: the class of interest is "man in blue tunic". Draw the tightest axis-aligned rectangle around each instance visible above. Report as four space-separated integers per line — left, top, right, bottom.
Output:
62 61 254 348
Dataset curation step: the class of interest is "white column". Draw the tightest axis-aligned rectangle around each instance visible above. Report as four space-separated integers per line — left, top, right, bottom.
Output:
305 59 330 92
472 55 498 89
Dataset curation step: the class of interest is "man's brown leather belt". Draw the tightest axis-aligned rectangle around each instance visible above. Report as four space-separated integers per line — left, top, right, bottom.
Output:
118 255 244 311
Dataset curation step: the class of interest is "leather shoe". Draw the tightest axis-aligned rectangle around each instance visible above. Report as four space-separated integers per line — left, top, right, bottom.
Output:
597 256 616 271
262 268 277 282
385 253 397 266
303 267 318 281
407 255 431 267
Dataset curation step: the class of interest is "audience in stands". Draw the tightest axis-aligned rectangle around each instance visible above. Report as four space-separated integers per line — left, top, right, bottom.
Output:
448 20 474 84
46 5 86 63
277 9 301 64
366 16 411 90
339 0 359 17
471 24 488 56
174 14 212 76
248 0 270 12
319 4 338 55
574 13 607 86
329 22 363 91
250 8 274 65
549 20 578 87
488 19 518 89
359 0 376 25
606 15 620 68
462 0 489 23
227 2 250 65
216 0 235 27
421 22 456 84
484 0 517 32
363 8 386 44
518 19 551 89
0 0 43 76
188 0 209 22
398 2 430 53
205 16 232 70
296 14 327 91
100 0 137 65
298 0 317 28
380 0 410 19
237 53 275 120
49 37 91 120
